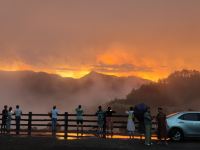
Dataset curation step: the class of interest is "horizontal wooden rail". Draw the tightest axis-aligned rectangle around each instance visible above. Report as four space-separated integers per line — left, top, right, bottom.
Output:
0 112 157 139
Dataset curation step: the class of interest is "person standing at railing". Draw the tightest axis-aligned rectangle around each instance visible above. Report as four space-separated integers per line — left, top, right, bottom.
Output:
75 105 84 137
144 107 153 146
1 105 8 134
134 103 147 141
14 105 22 135
156 107 168 145
125 107 135 139
6 107 13 134
105 107 116 138
95 106 105 138
51 105 59 136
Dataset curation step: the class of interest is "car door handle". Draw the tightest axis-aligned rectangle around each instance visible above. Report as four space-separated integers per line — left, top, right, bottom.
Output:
179 121 184 124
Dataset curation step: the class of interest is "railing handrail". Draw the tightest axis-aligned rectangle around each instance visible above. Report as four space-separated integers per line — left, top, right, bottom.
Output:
0 113 128 117
0 112 158 139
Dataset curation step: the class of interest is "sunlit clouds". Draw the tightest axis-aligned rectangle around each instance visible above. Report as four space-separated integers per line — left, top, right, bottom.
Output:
0 0 200 81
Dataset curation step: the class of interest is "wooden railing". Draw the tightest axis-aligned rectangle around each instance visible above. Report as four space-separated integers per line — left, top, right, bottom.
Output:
0 113 157 139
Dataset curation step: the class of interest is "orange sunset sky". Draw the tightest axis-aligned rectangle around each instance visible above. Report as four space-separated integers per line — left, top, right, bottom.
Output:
0 0 200 81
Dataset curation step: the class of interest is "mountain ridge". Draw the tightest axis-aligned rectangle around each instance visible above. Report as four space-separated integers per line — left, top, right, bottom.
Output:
0 70 150 81
0 70 150 113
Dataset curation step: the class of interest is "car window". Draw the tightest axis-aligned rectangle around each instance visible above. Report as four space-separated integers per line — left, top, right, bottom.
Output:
179 113 199 121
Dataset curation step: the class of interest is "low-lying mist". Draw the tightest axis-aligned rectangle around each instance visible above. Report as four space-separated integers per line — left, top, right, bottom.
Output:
0 71 149 114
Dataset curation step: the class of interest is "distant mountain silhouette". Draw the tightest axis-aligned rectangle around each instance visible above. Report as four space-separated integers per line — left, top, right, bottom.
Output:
0 70 149 113
108 69 200 114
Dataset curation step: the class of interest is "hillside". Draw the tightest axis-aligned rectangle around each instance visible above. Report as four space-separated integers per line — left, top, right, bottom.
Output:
0 70 149 113
109 70 200 114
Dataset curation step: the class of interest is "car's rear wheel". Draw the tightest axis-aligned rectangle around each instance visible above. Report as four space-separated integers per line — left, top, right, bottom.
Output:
169 128 184 142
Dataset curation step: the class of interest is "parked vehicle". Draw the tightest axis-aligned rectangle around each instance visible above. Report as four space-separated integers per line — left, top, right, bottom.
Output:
167 112 200 141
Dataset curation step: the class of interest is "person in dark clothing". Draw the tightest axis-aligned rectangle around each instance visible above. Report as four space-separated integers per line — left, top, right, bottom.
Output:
134 103 147 140
1 105 8 134
156 107 168 144
102 111 107 139
105 107 116 138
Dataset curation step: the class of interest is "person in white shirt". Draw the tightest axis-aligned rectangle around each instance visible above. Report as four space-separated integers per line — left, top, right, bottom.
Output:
75 105 84 136
51 106 59 135
14 105 22 135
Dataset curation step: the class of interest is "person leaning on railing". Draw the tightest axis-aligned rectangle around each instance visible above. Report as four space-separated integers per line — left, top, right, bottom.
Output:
75 105 84 136
50 105 59 136
6 107 13 134
95 106 105 138
125 107 135 139
14 105 22 135
105 107 116 138
1 105 8 134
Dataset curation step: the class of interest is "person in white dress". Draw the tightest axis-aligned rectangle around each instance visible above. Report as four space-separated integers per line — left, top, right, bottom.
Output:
125 107 135 139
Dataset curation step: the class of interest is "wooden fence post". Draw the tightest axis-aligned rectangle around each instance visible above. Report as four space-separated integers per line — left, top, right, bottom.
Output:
64 112 68 139
28 112 32 136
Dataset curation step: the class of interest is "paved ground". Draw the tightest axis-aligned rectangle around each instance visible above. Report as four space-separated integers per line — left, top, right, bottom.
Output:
0 136 200 150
